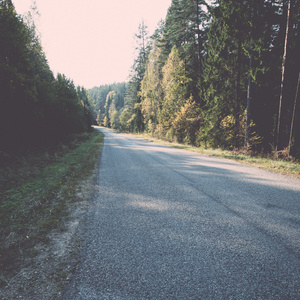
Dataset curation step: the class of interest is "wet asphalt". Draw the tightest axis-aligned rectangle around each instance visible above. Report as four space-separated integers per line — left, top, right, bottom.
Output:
62 127 300 299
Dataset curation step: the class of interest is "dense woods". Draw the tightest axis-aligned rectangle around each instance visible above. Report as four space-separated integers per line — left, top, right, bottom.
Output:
0 0 95 153
89 82 126 130
1 0 299 159
97 0 300 158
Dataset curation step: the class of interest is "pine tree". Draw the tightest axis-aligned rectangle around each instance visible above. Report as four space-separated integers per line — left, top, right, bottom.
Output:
158 0 208 102
182 0 209 99
202 0 250 149
158 0 185 61
121 22 151 132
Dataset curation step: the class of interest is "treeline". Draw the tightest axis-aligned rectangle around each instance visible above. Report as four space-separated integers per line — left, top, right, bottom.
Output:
98 0 300 158
0 0 95 153
89 82 126 129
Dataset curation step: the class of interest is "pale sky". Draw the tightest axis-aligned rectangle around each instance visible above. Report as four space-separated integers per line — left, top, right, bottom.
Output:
12 0 172 89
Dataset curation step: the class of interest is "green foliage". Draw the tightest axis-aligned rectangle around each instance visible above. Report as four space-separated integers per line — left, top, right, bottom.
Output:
173 97 202 144
77 86 97 130
103 91 121 129
0 1 94 153
119 22 151 133
96 1 300 158
158 0 208 101
119 107 135 132
2 0 299 158
51 74 86 136
89 82 126 128
140 42 164 132
160 46 192 140
201 0 250 149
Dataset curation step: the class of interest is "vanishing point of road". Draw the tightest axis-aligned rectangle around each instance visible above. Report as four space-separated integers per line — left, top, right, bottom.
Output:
63 127 300 299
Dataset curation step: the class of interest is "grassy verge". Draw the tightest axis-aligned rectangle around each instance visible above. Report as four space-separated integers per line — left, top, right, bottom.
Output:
125 132 300 179
0 130 104 287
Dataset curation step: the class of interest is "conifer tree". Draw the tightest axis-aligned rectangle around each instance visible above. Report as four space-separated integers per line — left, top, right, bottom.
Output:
121 22 150 132
182 0 208 99
202 0 250 149
159 0 208 102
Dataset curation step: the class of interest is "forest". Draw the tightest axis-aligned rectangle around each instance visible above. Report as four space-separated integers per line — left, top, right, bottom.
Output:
96 0 300 159
89 82 126 129
0 0 95 154
1 0 299 159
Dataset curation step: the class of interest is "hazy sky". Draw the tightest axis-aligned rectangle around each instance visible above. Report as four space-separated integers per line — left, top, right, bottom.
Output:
13 0 172 88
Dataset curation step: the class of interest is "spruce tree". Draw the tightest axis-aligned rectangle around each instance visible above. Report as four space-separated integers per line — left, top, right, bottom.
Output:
159 0 208 102
121 22 150 132
202 0 250 149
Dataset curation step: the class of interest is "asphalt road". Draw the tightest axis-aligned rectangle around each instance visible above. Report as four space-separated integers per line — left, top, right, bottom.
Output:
62 127 300 299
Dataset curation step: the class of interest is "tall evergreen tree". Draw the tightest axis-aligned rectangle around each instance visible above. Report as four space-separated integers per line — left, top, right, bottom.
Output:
120 22 150 132
202 0 250 149
182 0 209 100
159 0 208 102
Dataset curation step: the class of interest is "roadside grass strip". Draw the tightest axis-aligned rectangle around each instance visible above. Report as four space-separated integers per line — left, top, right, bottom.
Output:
0 130 104 285
126 132 300 179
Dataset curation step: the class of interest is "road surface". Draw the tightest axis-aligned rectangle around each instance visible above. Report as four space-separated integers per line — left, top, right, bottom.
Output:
62 127 300 299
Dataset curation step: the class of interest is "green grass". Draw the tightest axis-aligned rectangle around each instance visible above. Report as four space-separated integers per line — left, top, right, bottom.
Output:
0 130 104 285
126 132 300 179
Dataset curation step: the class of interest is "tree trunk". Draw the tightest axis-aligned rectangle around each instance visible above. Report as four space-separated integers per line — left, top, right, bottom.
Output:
244 37 253 150
288 72 300 155
235 32 242 149
276 0 291 151
196 0 202 76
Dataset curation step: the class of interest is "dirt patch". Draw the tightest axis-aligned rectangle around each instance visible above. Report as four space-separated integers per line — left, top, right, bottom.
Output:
0 178 95 300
